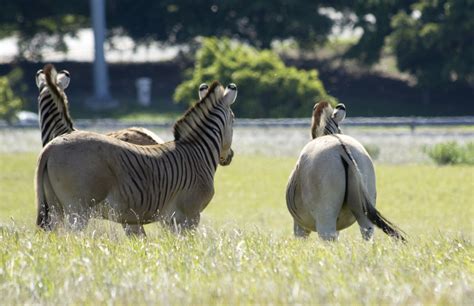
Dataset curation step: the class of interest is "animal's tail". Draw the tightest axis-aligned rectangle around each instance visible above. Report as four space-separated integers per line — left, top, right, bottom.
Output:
43 63 74 131
35 148 52 230
335 135 406 242
286 165 301 222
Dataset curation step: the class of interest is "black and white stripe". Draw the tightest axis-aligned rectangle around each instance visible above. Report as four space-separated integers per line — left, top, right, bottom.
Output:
311 101 343 139
36 64 74 146
36 81 238 235
116 82 237 217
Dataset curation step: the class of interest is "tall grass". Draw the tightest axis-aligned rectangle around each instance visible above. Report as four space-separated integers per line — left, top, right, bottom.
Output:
0 153 472 304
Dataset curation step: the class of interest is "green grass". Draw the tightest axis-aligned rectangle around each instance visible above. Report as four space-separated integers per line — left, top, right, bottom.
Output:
0 153 473 304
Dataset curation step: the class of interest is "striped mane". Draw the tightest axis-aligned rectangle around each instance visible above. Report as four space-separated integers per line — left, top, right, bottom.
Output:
311 101 340 139
43 64 74 130
173 81 224 141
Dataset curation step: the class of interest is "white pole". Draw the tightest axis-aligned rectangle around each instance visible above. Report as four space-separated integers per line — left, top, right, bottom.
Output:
87 0 117 109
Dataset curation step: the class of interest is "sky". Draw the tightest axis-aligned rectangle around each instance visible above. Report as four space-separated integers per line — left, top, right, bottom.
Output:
0 29 179 63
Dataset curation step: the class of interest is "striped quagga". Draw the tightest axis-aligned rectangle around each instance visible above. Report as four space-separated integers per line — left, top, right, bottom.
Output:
286 101 405 241
35 81 237 236
35 64 164 146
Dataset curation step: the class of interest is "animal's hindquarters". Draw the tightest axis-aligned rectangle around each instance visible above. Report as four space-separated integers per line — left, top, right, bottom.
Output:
287 135 376 238
300 145 355 234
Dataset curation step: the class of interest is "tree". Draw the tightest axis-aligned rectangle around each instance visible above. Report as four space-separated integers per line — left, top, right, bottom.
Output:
333 0 473 87
0 71 23 123
389 0 474 87
174 38 336 118
328 0 415 64
0 1 336 59
106 0 334 48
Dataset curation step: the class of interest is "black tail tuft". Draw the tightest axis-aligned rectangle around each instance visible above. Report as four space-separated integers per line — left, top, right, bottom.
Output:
363 200 407 242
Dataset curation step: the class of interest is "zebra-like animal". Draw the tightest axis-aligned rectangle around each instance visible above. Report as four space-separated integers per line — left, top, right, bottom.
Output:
35 81 237 236
310 102 345 138
35 64 164 146
286 101 405 241
36 67 74 146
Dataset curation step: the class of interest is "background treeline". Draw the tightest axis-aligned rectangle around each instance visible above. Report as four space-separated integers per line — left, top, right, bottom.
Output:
0 0 473 118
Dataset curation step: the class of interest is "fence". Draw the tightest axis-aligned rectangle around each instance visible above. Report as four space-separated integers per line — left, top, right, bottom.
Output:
2 116 474 130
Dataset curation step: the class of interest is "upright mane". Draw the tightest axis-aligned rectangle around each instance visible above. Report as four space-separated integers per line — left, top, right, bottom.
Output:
173 81 224 141
311 101 340 139
43 64 74 130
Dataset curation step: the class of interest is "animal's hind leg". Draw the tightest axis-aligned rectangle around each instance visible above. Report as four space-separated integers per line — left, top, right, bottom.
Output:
350 207 375 240
294 220 310 238
308 194 341 241
315 214 339 241
354 212 374 240
122 224 146 237
41 172 65 230
347 194 375 240
359 224 374 240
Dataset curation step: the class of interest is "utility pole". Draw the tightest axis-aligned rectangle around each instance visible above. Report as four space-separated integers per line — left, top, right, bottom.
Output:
86 0 117 109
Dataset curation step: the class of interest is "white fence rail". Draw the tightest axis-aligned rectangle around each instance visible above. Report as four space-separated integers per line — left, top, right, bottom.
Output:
1 116 474 129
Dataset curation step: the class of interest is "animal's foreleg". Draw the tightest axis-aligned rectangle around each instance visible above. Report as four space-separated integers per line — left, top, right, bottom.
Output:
122 224 147 237
183 214 200 231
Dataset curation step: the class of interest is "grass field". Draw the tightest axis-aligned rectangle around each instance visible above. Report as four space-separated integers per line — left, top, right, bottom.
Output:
0 153 472 304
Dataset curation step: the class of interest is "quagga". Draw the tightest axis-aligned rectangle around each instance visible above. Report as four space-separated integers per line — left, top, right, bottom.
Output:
35 81 237 236
286 101 405 241
310 102 345 138
35 63 164 146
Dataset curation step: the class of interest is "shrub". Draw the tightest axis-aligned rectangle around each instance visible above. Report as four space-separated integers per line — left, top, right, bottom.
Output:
363 144 380 161
174 38 336 118
0 75 23 123
425 142 474 165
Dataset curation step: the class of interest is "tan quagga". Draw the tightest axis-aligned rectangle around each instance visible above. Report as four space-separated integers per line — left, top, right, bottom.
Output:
286 101 405 241
35 81 237 236
35 64 164 146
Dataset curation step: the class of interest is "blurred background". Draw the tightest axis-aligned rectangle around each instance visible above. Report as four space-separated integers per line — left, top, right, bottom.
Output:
0 0 473 164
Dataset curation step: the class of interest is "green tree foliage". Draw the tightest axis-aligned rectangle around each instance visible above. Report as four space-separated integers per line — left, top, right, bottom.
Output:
0 74 23 123
1 1 472 89
336 0 473 87
334 0 415 65
174 38 336 118
0 0 334 58
389 0 474 87
106 0 334 48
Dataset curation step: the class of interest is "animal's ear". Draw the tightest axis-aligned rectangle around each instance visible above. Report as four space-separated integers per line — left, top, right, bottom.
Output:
223 83 237 105
332 103 346 124
198 83 209 100
57 70 71 90
35 69 45 89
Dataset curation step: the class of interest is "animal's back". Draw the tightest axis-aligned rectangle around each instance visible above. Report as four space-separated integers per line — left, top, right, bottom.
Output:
299 134 374 179
41 131 125 206
38 130 176 223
